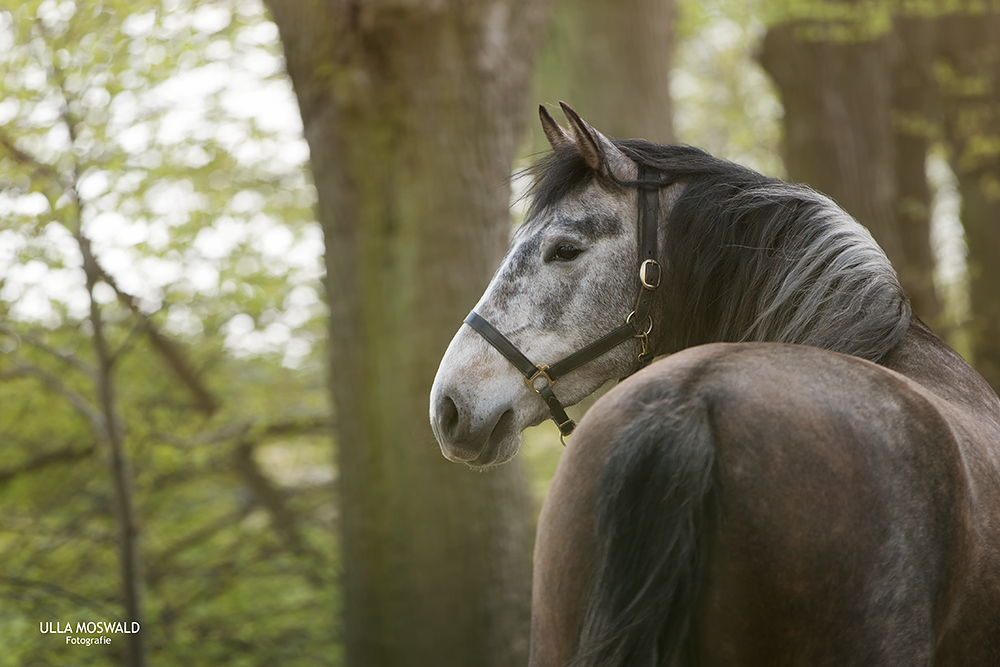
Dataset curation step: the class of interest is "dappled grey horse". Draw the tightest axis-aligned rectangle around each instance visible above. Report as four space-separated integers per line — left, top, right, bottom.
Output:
431 103 1000 666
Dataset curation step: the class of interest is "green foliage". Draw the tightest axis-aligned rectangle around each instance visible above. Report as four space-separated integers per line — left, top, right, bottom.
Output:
761 0 1000 40
674 0 784 176
0 0 322 361
0 0 336 665
762 0 895 40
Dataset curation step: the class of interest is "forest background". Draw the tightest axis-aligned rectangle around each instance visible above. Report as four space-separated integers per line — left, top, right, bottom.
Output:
1 0 997 665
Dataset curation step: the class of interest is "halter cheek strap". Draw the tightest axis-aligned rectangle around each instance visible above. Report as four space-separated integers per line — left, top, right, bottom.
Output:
464 165 663 439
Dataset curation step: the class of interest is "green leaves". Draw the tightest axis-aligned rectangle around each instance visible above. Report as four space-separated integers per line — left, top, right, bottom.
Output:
1 0 321 356
674 0 784 176
0 1 335 664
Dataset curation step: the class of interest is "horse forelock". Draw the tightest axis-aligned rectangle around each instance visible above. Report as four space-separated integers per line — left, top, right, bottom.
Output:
524 145 600 221
524 139 912 364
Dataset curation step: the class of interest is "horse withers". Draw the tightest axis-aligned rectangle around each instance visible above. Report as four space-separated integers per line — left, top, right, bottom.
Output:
430 103 1000 666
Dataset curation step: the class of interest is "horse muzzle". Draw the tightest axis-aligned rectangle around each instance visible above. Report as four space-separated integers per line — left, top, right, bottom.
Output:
430 388 519 467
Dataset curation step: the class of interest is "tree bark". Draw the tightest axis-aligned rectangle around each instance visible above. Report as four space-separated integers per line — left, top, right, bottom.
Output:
889 16 943 325
760 15 942 323
937 10 1000 393
264 1 552 664
534 0 676 143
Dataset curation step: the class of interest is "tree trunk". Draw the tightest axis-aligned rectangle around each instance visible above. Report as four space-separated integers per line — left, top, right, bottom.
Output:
889 16 943 325
77 170 146 667
264 1 552 664
760 16 942 322
534 0 675 143
937 11 1000 394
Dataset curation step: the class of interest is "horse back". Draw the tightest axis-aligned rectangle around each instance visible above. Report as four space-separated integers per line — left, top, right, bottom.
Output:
686 343 981 665
532 342 1000 666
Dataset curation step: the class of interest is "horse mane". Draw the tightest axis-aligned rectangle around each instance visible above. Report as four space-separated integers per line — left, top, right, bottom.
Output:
526 140 912 363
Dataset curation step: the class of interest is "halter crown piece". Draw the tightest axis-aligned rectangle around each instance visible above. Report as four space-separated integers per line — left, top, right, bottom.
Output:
464 165 664 443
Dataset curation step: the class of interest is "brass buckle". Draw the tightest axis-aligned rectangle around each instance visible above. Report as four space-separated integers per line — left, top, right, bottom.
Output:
640 259 661 290
524 365 555 396
636 330 651 364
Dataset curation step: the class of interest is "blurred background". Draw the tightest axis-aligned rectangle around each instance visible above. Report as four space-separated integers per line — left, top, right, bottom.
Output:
0 0 996 665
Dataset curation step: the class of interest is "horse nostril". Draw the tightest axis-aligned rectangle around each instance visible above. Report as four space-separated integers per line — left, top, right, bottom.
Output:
438 394 461 440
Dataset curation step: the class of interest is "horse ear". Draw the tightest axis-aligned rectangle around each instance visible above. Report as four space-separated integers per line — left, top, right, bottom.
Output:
559 102 634 182
539 105 575 150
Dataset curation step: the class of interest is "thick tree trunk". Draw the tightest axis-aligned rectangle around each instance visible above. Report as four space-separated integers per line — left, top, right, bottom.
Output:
534 0 675 143
760 18 942 322
265 1 552 664
890 17 943 325
937 11 1000 394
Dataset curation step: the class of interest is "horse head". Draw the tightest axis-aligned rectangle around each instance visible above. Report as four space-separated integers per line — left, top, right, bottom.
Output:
430 104 660 467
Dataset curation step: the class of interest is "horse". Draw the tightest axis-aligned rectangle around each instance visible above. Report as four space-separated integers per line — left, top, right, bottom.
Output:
429 102 1000 666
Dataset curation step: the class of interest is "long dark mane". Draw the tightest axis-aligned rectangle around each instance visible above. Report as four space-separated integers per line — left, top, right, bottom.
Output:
527 141 912 363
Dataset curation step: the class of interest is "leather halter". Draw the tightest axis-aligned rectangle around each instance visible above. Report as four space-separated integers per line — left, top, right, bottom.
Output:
464 164 664 440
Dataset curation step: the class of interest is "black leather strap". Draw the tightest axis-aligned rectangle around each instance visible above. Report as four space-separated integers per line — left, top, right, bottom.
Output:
638 165 660 264
631 165 661 346
546 323 636 379
536 384 575 436
464 311 537 378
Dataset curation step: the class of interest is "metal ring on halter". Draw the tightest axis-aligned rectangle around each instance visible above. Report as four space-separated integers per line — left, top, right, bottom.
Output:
626 310 653 337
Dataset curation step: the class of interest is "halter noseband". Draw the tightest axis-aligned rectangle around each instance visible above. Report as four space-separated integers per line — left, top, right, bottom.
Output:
464 165 664 440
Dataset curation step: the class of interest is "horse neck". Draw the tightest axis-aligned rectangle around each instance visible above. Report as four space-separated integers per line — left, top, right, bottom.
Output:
881 318 1000 415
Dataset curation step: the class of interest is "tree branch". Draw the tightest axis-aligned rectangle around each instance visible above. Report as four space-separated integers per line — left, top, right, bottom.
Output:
167 542 286 616
94 264 220 416
0 576 118 616
232 441 328 587
145 508 251 588
0 363 106 436
0 324 97 379
0 126 64 185
0 443 96 485
156 411 331 448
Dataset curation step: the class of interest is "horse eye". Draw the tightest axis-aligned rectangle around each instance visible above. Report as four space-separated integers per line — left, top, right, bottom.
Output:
550 243 582 262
